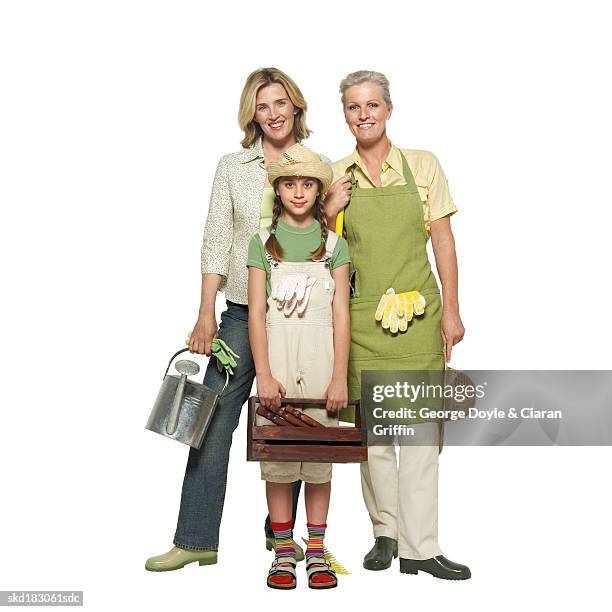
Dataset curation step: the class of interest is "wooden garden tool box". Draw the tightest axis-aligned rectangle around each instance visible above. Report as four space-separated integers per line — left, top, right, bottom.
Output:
247 397 367 463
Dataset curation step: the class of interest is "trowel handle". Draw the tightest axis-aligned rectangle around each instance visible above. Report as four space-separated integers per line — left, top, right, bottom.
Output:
166 374 187 435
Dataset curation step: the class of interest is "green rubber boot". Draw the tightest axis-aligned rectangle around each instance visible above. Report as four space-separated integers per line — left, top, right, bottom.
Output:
145 546 218 572
265 537 305 562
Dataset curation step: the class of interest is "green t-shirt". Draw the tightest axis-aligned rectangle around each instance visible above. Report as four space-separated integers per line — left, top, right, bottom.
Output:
247 217 351 297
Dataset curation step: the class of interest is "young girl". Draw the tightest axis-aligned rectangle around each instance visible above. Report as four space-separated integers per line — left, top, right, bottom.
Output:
247 143 351 589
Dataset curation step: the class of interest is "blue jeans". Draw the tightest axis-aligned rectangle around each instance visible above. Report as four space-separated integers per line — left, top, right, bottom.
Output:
173 301 301 551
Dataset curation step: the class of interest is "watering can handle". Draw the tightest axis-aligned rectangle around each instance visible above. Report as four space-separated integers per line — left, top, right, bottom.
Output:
163 348 230 395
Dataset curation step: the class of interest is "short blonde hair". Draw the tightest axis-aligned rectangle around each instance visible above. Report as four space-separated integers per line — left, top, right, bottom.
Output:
339 70 392 105
238 67 312 149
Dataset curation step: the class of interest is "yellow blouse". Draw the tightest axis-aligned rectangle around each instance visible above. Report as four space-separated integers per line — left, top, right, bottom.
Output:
330 141 458 236
259 187 275 229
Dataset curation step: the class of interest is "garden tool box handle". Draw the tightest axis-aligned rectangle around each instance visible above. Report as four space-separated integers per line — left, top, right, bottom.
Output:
258 398 364 428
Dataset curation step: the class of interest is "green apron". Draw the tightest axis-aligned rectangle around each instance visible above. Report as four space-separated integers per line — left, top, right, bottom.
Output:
340 152 445 423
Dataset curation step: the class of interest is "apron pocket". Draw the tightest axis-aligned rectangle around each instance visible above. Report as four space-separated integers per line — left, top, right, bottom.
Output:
349 291 444 362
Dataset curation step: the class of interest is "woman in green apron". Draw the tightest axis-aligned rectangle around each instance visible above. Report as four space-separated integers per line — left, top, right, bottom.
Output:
326 70 471 580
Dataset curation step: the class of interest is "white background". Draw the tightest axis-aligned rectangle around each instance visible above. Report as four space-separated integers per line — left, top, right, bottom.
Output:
1 0 611 609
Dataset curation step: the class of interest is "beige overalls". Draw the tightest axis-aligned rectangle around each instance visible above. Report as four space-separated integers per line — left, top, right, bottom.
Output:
256 228 339 484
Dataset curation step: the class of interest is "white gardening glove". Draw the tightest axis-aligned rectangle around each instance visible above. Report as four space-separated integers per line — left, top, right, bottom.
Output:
272 273 316 316
271 275 289 306
295 276 316 315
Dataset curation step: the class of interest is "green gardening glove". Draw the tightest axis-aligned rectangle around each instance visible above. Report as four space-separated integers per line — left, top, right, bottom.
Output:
211 338 240 375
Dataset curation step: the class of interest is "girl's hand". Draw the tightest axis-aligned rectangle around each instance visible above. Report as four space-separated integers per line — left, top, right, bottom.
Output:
324 175 352 217
188 312 218 356
440 309 465 363
257 374 286 410
325 376 348 414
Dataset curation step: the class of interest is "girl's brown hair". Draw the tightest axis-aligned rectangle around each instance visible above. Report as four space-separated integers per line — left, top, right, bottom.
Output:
265 179 328 261
238 67 312 149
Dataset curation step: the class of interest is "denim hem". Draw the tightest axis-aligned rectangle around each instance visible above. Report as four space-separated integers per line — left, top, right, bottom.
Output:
173 540 218 552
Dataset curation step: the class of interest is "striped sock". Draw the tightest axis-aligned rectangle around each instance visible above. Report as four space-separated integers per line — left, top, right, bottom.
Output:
306 523 333 584
305 523 326 558
270 521 295 586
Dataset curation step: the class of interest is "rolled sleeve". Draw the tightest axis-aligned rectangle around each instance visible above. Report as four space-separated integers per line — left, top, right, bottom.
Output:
200 155 233 276
426 153 458 230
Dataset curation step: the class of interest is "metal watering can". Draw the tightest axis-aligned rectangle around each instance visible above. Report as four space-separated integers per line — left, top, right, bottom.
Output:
145 342 237 448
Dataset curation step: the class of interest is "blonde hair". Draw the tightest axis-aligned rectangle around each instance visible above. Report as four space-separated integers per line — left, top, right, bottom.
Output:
265 179 329 262
339 70 392 105
238 67 312 149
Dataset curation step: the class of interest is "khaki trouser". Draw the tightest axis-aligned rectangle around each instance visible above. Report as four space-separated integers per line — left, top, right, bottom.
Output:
360 423 443 560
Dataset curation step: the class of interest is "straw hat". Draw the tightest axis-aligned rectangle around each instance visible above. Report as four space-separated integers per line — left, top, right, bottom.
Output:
267 143 333 194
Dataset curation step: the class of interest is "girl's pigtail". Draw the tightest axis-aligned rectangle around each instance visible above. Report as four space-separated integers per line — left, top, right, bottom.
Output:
266 195 285 260
310 183 328 261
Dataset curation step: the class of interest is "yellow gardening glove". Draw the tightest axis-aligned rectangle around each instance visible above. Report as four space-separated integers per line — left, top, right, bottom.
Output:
396 290 427 322
335 210 344 236
375 288 400 332
375 288 427 334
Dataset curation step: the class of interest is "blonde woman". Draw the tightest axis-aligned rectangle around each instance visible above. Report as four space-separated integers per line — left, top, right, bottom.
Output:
146 68 320 571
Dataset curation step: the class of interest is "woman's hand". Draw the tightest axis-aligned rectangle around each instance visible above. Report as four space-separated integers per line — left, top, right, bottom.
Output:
324 175 352 218
257 374 286 410
325 376 348 414
188 312 218 356
440 309 465 363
